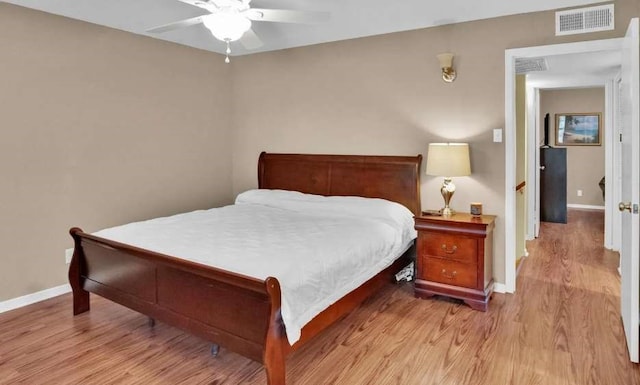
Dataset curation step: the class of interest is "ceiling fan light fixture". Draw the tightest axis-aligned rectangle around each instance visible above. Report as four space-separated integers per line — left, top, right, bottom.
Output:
202 12 252 42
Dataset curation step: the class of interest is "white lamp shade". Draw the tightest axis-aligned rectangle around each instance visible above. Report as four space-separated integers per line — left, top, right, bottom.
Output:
426 143 471 177
202 13 252 42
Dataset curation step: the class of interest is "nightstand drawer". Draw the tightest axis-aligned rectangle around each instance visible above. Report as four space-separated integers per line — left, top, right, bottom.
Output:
422 233 477 263
423 257 477 288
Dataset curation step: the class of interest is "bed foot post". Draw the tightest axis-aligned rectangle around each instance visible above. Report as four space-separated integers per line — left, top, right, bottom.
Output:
71 291 90 315
264 277 286 385
69 228 90 315
210 344 220 357
264 338 285 385
148 317 156 327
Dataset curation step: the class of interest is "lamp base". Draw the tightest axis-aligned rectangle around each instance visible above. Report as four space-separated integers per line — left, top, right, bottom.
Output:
440 207 455 216
440 177 456 217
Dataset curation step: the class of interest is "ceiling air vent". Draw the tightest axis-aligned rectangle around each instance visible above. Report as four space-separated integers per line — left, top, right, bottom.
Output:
515 57 548 74
556 4 614 36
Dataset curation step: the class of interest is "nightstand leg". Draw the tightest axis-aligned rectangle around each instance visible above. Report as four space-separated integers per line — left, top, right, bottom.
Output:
414 289 436 299
464 298 488 312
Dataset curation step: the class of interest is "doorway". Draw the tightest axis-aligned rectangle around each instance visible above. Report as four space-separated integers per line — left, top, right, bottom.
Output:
537 87 607 221
504 38 623 293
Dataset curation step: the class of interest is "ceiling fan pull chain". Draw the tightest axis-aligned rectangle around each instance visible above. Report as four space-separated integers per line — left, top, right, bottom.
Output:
225 40 231 63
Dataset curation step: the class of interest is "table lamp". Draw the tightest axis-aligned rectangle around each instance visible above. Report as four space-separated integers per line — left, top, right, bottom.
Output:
426 143 471 216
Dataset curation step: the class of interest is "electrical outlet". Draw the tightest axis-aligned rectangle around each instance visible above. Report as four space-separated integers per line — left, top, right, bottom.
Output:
577 190 583 197
65 248 74 264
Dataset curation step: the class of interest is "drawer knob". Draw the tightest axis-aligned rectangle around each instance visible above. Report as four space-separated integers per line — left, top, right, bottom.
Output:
441 269 457 279
441 244 458 254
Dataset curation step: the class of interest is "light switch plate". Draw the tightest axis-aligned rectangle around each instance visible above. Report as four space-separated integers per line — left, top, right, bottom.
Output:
493 128 503 143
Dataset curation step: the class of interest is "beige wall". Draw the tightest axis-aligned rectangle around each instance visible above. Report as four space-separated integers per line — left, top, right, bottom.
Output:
540 88 606 206
231 0 639 285
0 4 234 301
3 0 639 301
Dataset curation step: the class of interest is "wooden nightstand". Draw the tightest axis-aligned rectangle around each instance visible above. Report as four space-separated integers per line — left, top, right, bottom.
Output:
414 213 495 311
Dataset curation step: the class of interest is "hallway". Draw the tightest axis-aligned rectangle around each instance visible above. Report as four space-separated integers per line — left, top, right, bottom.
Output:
517 209 632 384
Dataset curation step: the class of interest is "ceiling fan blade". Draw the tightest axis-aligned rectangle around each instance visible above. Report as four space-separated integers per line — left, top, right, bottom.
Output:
147 15 206 33
245 8 330 24
240 28 264 50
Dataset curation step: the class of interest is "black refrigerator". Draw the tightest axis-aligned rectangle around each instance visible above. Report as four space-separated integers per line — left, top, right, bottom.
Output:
540 147 567 224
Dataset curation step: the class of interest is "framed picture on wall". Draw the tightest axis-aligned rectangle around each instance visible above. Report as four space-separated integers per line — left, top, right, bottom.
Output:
555 113 601 146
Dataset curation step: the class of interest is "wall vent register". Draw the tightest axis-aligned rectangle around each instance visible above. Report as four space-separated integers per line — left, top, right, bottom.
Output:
556 4 614 36
515 57 548 74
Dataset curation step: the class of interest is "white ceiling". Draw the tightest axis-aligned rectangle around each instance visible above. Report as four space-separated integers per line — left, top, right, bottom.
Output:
7 0 607 56
526 50 622 88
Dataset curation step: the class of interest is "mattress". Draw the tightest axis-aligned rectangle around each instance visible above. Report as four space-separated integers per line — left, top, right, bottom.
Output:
94 189 417 344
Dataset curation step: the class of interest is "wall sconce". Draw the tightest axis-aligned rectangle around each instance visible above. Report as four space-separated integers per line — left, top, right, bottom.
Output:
436 53 457 83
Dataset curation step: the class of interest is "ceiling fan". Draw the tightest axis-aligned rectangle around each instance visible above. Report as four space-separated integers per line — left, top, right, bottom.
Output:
147 0 330 63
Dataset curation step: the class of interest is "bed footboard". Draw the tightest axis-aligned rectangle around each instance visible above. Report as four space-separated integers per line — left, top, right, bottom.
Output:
68 228 286 382
68 227 412 385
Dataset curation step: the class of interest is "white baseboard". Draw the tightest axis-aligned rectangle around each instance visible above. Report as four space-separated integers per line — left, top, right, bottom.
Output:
493 282 509 293
567 204 605 210
0 284 71 314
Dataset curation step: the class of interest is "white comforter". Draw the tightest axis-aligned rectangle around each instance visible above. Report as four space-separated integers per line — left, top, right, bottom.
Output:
94 189 416 344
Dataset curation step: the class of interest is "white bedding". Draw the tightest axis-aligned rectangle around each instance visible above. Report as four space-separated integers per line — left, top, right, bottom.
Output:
94 189 417 344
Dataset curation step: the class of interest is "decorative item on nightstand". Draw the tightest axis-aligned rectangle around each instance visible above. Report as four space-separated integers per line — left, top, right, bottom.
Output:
470 202 483 216
426 143 471 216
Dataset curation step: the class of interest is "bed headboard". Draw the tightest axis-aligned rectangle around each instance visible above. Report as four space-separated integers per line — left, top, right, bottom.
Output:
258 152 422 215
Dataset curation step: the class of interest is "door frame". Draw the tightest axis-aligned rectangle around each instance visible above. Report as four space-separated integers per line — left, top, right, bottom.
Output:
504 38 623 293
525 84 539 240
613 75 623 253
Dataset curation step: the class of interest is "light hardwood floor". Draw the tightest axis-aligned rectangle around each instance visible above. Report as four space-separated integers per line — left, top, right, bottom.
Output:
1 209 639 384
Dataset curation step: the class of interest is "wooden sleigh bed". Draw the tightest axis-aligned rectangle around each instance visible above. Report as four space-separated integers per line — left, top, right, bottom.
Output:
68 152 422 385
